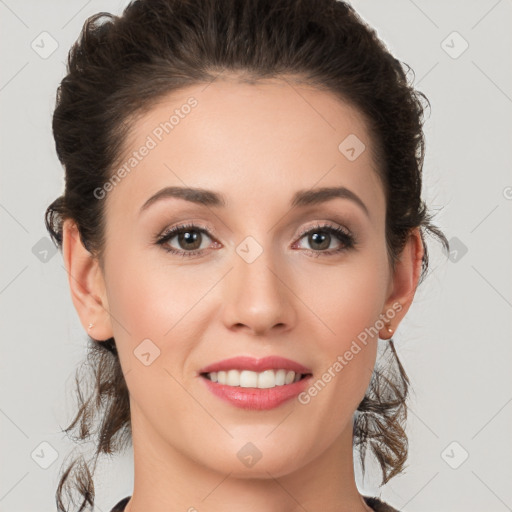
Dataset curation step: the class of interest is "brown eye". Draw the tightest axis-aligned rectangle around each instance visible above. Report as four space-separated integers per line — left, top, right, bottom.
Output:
307 231 331 251
172 228 204 251
156 223 215 257
295 224 356 256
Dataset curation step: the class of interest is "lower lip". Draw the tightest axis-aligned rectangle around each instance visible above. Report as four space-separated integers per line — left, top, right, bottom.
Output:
201 375 312 410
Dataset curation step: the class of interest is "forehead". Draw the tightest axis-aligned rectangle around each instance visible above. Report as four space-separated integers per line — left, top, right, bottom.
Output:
106 77 384 219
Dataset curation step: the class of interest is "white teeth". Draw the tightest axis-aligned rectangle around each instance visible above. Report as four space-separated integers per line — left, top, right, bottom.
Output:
226 369 239 386
275 369 286 386
257 370 275 389
239 370 258 388
207 369 304 388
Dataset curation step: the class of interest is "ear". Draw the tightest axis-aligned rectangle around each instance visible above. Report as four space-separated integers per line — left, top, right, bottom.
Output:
379 228 424 339
62 219 113 341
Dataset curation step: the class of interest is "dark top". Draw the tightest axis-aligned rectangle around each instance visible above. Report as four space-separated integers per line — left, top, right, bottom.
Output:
110 495 400 511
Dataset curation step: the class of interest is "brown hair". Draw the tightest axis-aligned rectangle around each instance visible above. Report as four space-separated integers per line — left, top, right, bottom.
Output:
45 0 448 509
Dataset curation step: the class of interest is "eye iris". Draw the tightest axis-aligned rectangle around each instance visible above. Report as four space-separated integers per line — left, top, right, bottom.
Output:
309 232 330 250
179 230 201 250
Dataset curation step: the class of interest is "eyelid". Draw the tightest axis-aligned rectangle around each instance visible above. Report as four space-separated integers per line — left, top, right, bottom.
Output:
295 221 352 239
158 221 215 239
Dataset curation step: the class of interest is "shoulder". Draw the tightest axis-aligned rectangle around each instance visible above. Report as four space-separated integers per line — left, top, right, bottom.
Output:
363 495 401 512
109 496 131 512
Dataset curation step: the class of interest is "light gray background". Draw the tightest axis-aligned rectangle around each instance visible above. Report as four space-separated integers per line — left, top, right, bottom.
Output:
1 1 511 511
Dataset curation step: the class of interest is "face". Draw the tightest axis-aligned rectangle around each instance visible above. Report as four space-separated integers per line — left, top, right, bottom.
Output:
82 77 408 478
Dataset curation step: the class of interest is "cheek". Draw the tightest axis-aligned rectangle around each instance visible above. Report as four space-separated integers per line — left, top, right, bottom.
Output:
296 251 388 396
103 252 200 412
297 256 388 345
104 248 199 341
103 248 214 387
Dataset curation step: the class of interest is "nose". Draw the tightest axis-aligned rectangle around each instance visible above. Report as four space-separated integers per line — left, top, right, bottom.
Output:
221 246 297 337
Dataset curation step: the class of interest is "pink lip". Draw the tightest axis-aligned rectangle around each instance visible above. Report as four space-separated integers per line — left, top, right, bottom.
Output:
198 356 313 411
198 356 312 374
201 375 313 410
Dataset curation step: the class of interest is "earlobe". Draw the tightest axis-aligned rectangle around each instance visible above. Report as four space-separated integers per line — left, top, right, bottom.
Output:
62 219 113 341
379 228 425 339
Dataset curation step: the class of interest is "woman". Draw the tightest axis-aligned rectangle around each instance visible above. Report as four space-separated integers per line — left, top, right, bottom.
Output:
45 0 448 510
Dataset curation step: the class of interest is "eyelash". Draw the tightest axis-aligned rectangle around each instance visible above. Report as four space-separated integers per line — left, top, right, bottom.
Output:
155 222 356 258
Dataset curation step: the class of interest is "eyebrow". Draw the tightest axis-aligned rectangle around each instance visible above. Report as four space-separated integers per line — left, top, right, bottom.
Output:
139 185 369 217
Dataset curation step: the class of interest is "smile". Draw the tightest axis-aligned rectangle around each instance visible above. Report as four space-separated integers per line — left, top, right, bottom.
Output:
198 356 313 410
202 369 309 388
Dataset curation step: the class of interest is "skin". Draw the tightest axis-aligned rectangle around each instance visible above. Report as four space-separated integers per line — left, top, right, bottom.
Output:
62 76 424 512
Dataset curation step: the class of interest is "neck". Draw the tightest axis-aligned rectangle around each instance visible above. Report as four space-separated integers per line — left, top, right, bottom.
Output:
124 403 374 512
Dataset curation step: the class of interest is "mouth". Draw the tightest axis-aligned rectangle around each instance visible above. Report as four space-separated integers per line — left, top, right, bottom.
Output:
198 356 313 410
200 369 311 389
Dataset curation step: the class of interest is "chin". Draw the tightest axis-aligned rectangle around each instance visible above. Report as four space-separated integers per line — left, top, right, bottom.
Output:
198 442 309 480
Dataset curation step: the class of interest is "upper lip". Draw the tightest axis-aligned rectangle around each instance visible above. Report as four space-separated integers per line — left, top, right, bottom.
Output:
199 356 312 374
